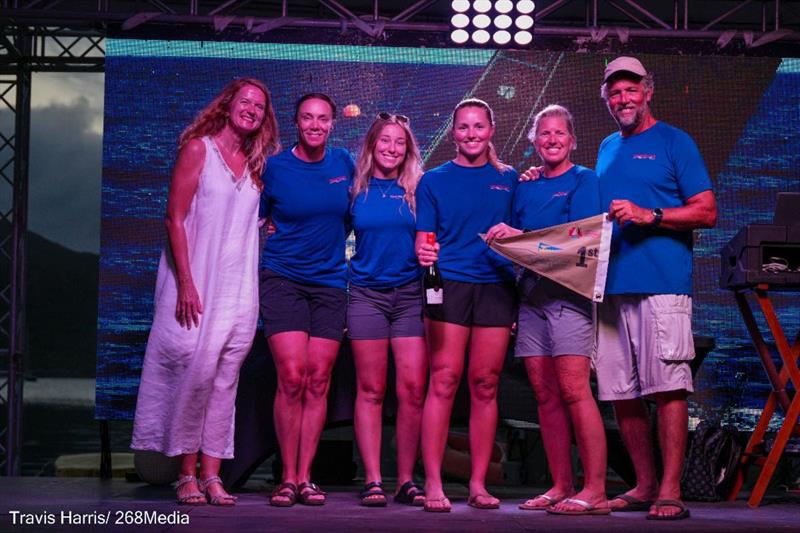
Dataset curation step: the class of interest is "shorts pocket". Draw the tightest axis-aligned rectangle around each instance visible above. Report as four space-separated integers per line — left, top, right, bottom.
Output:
652 296 695 362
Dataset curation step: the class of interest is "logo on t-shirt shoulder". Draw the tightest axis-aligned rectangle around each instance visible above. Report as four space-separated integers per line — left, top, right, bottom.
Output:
489 184 511 192
329 175 347 184
632 153 657 160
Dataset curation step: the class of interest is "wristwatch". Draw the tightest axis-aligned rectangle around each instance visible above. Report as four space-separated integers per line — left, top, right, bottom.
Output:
651 208 664 226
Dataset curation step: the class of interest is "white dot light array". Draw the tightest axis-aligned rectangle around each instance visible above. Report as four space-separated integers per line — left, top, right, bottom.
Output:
450 0 535 46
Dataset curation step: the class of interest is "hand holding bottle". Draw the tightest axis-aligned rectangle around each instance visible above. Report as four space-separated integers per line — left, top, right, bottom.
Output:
416 233 440 267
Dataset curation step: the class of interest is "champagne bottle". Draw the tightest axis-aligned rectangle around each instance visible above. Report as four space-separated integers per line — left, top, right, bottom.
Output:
423 232 443 306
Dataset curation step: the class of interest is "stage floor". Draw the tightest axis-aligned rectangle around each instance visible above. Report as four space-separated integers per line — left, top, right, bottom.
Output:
0 478 797 532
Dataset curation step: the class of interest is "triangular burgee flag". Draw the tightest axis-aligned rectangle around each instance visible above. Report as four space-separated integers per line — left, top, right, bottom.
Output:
481 213 613 302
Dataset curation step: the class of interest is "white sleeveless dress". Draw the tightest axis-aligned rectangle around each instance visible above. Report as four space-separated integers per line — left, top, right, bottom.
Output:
131 136 260 458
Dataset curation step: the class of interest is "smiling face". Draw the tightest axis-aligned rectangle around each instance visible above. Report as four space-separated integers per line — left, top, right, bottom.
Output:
295 97 334 151
534 115 574 171
452 105 495 167
227 84 266 134
605 76 653 135
372 123 407 179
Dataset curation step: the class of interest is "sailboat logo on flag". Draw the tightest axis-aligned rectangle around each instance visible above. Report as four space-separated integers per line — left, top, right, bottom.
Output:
481 213 613 302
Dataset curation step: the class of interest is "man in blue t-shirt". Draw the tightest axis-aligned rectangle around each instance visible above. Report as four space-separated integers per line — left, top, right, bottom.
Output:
595 57 717 521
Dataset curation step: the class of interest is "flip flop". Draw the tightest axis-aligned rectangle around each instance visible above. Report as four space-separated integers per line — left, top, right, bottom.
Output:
609 493 654 512
423 495 451 513
646 499 691 521
359 481 387 507
468 493 500 510
519 493 567 511
394 481 425 506
546 498 611 516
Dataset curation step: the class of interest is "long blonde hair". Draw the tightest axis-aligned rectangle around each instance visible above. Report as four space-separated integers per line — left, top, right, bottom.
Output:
352 114 423 214
178 77 280 189
451 98 511 173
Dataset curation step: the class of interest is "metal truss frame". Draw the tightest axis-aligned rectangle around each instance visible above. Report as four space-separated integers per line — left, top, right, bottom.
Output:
0 0 797 476
0 24 103 476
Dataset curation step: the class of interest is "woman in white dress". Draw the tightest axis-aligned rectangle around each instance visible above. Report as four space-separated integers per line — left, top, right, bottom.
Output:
131 78 280 506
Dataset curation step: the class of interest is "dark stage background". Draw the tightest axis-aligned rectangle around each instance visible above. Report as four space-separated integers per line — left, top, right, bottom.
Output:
98 39 800 429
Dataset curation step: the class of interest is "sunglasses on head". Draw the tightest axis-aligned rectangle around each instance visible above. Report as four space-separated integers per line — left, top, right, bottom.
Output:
377 112 410 124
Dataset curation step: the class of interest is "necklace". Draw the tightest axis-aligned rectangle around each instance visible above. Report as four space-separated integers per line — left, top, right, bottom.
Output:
373 177 396 198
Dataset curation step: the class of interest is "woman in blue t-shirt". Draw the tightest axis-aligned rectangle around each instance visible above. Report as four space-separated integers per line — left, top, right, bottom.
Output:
348 113 427 507
486 104 608 516
259 93 354 507
415 98 518 512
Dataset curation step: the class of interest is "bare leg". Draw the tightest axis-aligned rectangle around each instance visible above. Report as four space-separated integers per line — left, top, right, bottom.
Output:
421 319 469 511
297 336 340 498
650 390 689 518
521 356 574 508
352 338 389 504
550 355 608 512
466 326 510 507
199 453 234 505
177 453 203 504
269 331 309 494
609 398 659 509
391 336 427 489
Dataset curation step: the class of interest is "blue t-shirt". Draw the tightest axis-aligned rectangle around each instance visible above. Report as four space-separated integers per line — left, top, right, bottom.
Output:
416 161 517 283
595 121 712 295
349 178 420 289
259 146 355 289
512 165 601 231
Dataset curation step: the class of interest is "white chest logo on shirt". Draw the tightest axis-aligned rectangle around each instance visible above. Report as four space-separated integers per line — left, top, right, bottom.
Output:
329 176 347 184
489 184 511 192
632 153 657 160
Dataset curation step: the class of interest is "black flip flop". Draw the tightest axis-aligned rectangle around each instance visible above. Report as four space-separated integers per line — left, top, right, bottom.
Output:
646 499 691 520
610 493 654 512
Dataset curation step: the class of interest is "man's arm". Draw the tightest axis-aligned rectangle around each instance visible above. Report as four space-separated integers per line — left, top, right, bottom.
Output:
607 189 717 231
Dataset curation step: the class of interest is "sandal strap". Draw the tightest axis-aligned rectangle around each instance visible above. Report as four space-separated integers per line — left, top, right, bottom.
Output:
360 481 385 498
174 475 198 489
272 482 297 496
298 481 325 495
198 475 223 492
398 480 424 496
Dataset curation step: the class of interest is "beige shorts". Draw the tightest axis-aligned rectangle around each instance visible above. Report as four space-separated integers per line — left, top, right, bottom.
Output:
595 294 694 401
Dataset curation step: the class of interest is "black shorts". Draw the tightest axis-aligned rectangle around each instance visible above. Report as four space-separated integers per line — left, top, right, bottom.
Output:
259 268 347 340
424 279 517 328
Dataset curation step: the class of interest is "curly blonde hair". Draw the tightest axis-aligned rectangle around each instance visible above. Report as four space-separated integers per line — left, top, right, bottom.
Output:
352 114 423 215
178 77 280 189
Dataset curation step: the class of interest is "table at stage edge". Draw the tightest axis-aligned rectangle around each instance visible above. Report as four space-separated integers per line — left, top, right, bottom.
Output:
726 283 800 507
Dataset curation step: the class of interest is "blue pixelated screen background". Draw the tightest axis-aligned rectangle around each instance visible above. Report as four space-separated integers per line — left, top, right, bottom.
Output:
98 39 800 427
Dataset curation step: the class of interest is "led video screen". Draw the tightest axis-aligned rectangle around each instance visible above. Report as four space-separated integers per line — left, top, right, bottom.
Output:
99 38 799 428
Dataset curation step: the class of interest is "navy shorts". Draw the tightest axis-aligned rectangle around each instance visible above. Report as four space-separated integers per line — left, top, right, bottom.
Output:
347 280 424 340
259 268 346 341
424 279 516 328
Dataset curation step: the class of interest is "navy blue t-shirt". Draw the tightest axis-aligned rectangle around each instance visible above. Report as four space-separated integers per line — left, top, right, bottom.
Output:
512 165 601 231
416 161 517 283
259 146 354 289
349 178 420 289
